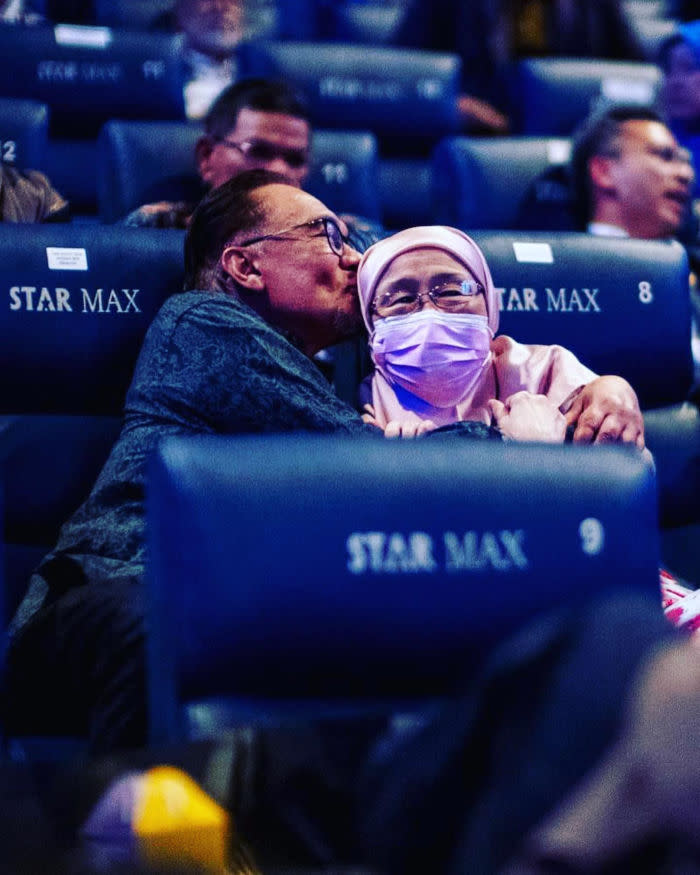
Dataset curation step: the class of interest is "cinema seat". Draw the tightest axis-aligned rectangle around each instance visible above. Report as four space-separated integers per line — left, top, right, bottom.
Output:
97 119 382 223
0 223 185 615
510 58 662 136
0 97 50 172
235 40 461 153
467 230 700 574
469 231 693 410
146 433 660 743
432 136 575 230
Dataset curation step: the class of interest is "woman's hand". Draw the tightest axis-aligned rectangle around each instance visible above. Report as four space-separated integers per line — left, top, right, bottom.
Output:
565 376 645 449
362 404 437 437
488 392 567 442
361 403 381 428
384 418 438 438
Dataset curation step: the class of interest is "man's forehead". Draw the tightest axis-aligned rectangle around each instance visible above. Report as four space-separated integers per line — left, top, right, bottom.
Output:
229 108 310 146
619 119 676 149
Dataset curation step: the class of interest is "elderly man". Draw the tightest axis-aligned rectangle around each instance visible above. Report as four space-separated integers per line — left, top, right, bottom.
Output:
6 170 381 753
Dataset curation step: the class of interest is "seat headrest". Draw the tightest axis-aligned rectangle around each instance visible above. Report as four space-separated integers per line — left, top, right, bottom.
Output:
0 24 186 135
0 224 185 415
147 434 660 701
432 136 574 229
236 40 461 139
0 97 49 171
511 58 662 136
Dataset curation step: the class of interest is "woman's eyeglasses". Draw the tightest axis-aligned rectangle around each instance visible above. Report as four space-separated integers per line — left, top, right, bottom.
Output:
372 280 485 318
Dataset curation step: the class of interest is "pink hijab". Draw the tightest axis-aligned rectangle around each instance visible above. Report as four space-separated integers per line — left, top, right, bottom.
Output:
357 226 597 429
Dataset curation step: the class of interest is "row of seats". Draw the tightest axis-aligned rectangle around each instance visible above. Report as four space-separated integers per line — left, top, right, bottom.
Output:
0 26 664 139
0 224 697 623
36 0 684 57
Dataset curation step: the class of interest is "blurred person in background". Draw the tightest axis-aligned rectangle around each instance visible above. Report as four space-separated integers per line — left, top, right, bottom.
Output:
0 163 69 221
155 0 277 120
570 104 695 241
659 20 700 198
394 0 644 134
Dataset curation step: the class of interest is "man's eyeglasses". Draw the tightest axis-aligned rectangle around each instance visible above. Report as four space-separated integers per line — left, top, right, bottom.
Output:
372 280 485 318
213 136 308 169
239 216 348 257
645 144 693 166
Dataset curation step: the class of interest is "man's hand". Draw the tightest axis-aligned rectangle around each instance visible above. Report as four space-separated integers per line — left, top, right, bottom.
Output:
488 392 567 443
565 376 645 448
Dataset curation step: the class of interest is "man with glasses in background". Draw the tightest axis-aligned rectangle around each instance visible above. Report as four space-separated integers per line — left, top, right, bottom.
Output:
125 76 382 252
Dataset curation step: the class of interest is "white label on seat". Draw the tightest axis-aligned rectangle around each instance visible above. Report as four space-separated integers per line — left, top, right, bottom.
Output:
600 77 654 104
512 242 554 264
546 139 571 165
46 247 88 271
54 24 113 49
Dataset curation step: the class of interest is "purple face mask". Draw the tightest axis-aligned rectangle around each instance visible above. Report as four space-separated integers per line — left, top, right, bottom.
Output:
370 309 492 408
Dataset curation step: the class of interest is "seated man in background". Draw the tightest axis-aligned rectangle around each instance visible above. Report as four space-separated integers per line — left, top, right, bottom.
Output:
125 75 383 250
125 77 309 230
569 104 695 242
154 0 247 120
569 103 700 390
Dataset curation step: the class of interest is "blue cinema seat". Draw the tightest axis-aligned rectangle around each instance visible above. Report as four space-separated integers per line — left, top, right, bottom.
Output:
235 40 461 150
469 231 692 411
432 136 576 230
0 23 186 134
97 119 382 223
0 97 50 172
510 58 663 136
146 433 660 743
0 223 185 614
468 230 700 567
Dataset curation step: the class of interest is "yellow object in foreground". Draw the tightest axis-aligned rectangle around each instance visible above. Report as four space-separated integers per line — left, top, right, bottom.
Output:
135 766 231 872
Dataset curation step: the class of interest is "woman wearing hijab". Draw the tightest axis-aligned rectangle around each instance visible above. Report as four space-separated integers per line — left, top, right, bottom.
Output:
358 225 645 446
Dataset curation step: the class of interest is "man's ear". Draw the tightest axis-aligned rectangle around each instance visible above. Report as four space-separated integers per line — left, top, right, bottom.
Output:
195 136 215 185
220 245 265 292
588 154 616 194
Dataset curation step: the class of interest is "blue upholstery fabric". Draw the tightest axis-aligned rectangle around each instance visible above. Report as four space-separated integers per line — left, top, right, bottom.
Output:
510 58 662 136
146 433 660 742
0 98 49 173
0 223 185 414
468 231 694 410
378 157 434 230
236 40 461 139
97 119 382 223
432 136 574 230
0 23 186 135
0 223 184 619
97 120 202 223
